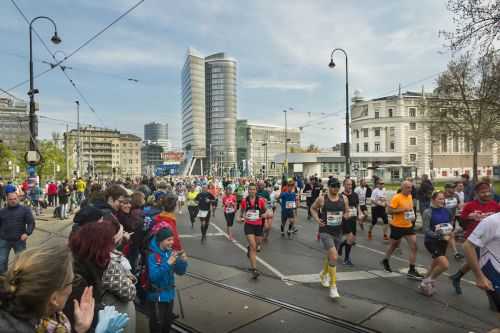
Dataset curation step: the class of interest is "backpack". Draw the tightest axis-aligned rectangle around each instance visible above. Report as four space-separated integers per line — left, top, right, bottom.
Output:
138 250 162 293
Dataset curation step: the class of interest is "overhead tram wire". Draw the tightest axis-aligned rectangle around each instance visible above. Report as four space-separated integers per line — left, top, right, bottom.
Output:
295 70 444 131
3 0 145 96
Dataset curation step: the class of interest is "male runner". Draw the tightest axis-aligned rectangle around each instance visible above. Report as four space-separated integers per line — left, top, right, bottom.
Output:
338 178 362 265
369 180 389 240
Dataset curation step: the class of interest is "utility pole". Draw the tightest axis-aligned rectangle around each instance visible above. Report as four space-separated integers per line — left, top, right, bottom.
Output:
65 124 69 179
284 109 288 178
76 100 80 177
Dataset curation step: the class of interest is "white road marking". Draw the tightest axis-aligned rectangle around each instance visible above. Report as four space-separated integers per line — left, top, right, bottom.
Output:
209 222 287 281
284 270 404 283
356 243 476 285
179 232 225 238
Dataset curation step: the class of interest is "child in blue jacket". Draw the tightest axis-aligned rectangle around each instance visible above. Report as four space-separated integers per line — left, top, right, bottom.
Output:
146 227 187 333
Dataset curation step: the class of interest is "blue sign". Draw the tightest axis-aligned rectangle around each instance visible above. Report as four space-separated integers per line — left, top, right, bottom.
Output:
155 164 180 176
27 165 36 176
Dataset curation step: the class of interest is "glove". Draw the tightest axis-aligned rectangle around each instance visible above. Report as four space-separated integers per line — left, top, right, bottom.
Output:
95 306 130 333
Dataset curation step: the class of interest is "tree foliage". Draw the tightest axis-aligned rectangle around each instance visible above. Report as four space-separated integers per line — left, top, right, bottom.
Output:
0 143 16 178
428 51 500 181
37 140 66 181
441 0 500 54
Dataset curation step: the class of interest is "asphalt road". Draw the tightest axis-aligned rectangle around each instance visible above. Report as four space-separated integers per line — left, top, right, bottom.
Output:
25 205 498 333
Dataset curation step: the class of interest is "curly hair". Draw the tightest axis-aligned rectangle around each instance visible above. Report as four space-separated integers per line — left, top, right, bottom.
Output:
69 221 115 269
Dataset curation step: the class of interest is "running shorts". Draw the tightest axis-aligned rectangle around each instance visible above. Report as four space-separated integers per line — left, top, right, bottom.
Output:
371 206 388 225
390 225 416 240
319 232 342 251
360 205 368 214
424 238 448 258
342 218 357 235
244 223 264 236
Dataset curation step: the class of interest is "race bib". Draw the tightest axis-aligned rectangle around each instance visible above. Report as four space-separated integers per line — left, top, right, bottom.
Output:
300 194 306 201
435 223 453 236
286 201 296 209
326 211 342 226
349 208 357 217
445 198 457 209
197 210 209 218
225 207 235 214
305 191 312 198
404 210 415 221
246 210 259 221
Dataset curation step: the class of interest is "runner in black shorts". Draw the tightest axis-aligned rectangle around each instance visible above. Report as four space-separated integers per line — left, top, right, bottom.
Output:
239 183 267 279
338 178 361 266
369 180 389 240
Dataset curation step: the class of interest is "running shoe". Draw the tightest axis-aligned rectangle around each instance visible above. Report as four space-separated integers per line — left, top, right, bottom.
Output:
281 225 285 236
419 281 434 296
381 259 392 273
383 234 389 241
319 273 330 288
329 286 341 299
367 231 373 240
257 245 262 252
407 269 424 280
251 268 260 279
449 274 463 295
343 259 354 266
291 227 299 234
454 253 465 261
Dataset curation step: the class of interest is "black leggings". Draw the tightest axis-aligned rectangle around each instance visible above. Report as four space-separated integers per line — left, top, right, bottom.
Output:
146 300 174 333
188 206 198 224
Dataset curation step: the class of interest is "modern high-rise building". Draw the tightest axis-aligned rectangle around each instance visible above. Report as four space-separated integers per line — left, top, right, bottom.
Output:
181 48 237 176
144 122 169 152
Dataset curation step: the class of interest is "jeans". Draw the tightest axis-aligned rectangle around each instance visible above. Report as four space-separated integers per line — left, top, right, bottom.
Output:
60 203 68 219
76 192 85 205
0 239 26 273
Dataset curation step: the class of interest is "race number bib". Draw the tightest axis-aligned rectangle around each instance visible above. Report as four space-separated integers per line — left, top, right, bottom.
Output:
445 198 457 209
435 223 453 239
326 211 342 227
305 191 312 198
349 207 357 217
225 207 235 214
246 210 259 221
404 210 415 221
197 210 209 218
286 201 296 209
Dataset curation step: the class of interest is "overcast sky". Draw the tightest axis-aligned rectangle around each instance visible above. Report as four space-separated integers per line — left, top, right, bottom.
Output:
1 0 455 148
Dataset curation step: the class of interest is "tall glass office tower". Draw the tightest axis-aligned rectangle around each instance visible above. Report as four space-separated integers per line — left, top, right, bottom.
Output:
181 48 237 176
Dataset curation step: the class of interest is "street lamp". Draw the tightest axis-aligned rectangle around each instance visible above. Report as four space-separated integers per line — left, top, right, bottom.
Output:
29 16 61 151
283 107 293 178
328 48 350 177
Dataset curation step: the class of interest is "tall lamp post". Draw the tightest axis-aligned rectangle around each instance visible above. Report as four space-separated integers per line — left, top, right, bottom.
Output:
328 48 350 177
283 107 293 178
28 16 61 151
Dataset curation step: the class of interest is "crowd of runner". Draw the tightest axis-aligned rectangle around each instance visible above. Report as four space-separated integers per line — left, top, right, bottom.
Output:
0 172 499 332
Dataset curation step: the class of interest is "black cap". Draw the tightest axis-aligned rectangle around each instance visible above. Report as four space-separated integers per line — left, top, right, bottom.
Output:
73 206 104 226
328 178 341 188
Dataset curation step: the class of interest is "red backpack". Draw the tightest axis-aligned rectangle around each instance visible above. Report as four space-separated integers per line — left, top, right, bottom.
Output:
139 250 162 292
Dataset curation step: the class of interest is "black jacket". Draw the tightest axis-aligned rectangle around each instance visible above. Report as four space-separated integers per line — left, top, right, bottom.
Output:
0 308 37 333
0 205 35 242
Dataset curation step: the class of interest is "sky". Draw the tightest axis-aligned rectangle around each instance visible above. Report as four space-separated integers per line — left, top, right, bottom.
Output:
0 0 456 149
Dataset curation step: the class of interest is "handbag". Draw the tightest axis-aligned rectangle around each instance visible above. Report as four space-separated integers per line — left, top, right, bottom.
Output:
102 257 137 302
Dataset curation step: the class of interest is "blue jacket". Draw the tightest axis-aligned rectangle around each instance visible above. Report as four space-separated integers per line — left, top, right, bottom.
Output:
0 204 35 242
146 238 187 303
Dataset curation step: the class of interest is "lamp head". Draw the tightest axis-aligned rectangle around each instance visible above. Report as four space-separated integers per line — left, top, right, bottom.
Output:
328 59 336 68
51 32 62 45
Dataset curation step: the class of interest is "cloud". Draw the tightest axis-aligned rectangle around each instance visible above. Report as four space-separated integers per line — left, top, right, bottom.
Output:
242 79 318 91
73 47 179 68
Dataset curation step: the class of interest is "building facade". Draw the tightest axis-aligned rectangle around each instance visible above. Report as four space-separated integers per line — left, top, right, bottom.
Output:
349 91 498 180
144 122 169 151
181 48 238 176
65 127 141 179
0 97 30 153
237 120 301 177
141 144 163 177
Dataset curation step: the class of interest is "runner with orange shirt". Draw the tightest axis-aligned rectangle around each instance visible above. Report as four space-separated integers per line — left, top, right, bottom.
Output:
381 180 424 279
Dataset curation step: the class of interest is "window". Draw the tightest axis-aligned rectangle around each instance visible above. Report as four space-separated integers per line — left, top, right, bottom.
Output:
441 134 447 152
409 137 417 145
355 130 359 139
374 142 380 152
363 143 369 152
409 122 416 130
363 128 369 137
389 127 395 136
409 154 417 162
442 170 448 177
388 109 393 117
390 141 395 150
375 111 379 119
361 105 368 116
356 143 360 152
453 135 459 152
409 108 416 117
374 128 380 137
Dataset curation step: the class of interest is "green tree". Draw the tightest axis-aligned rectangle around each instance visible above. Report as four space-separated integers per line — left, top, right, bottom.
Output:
0 143 16 178
427 51 500 182
37 140 66 181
